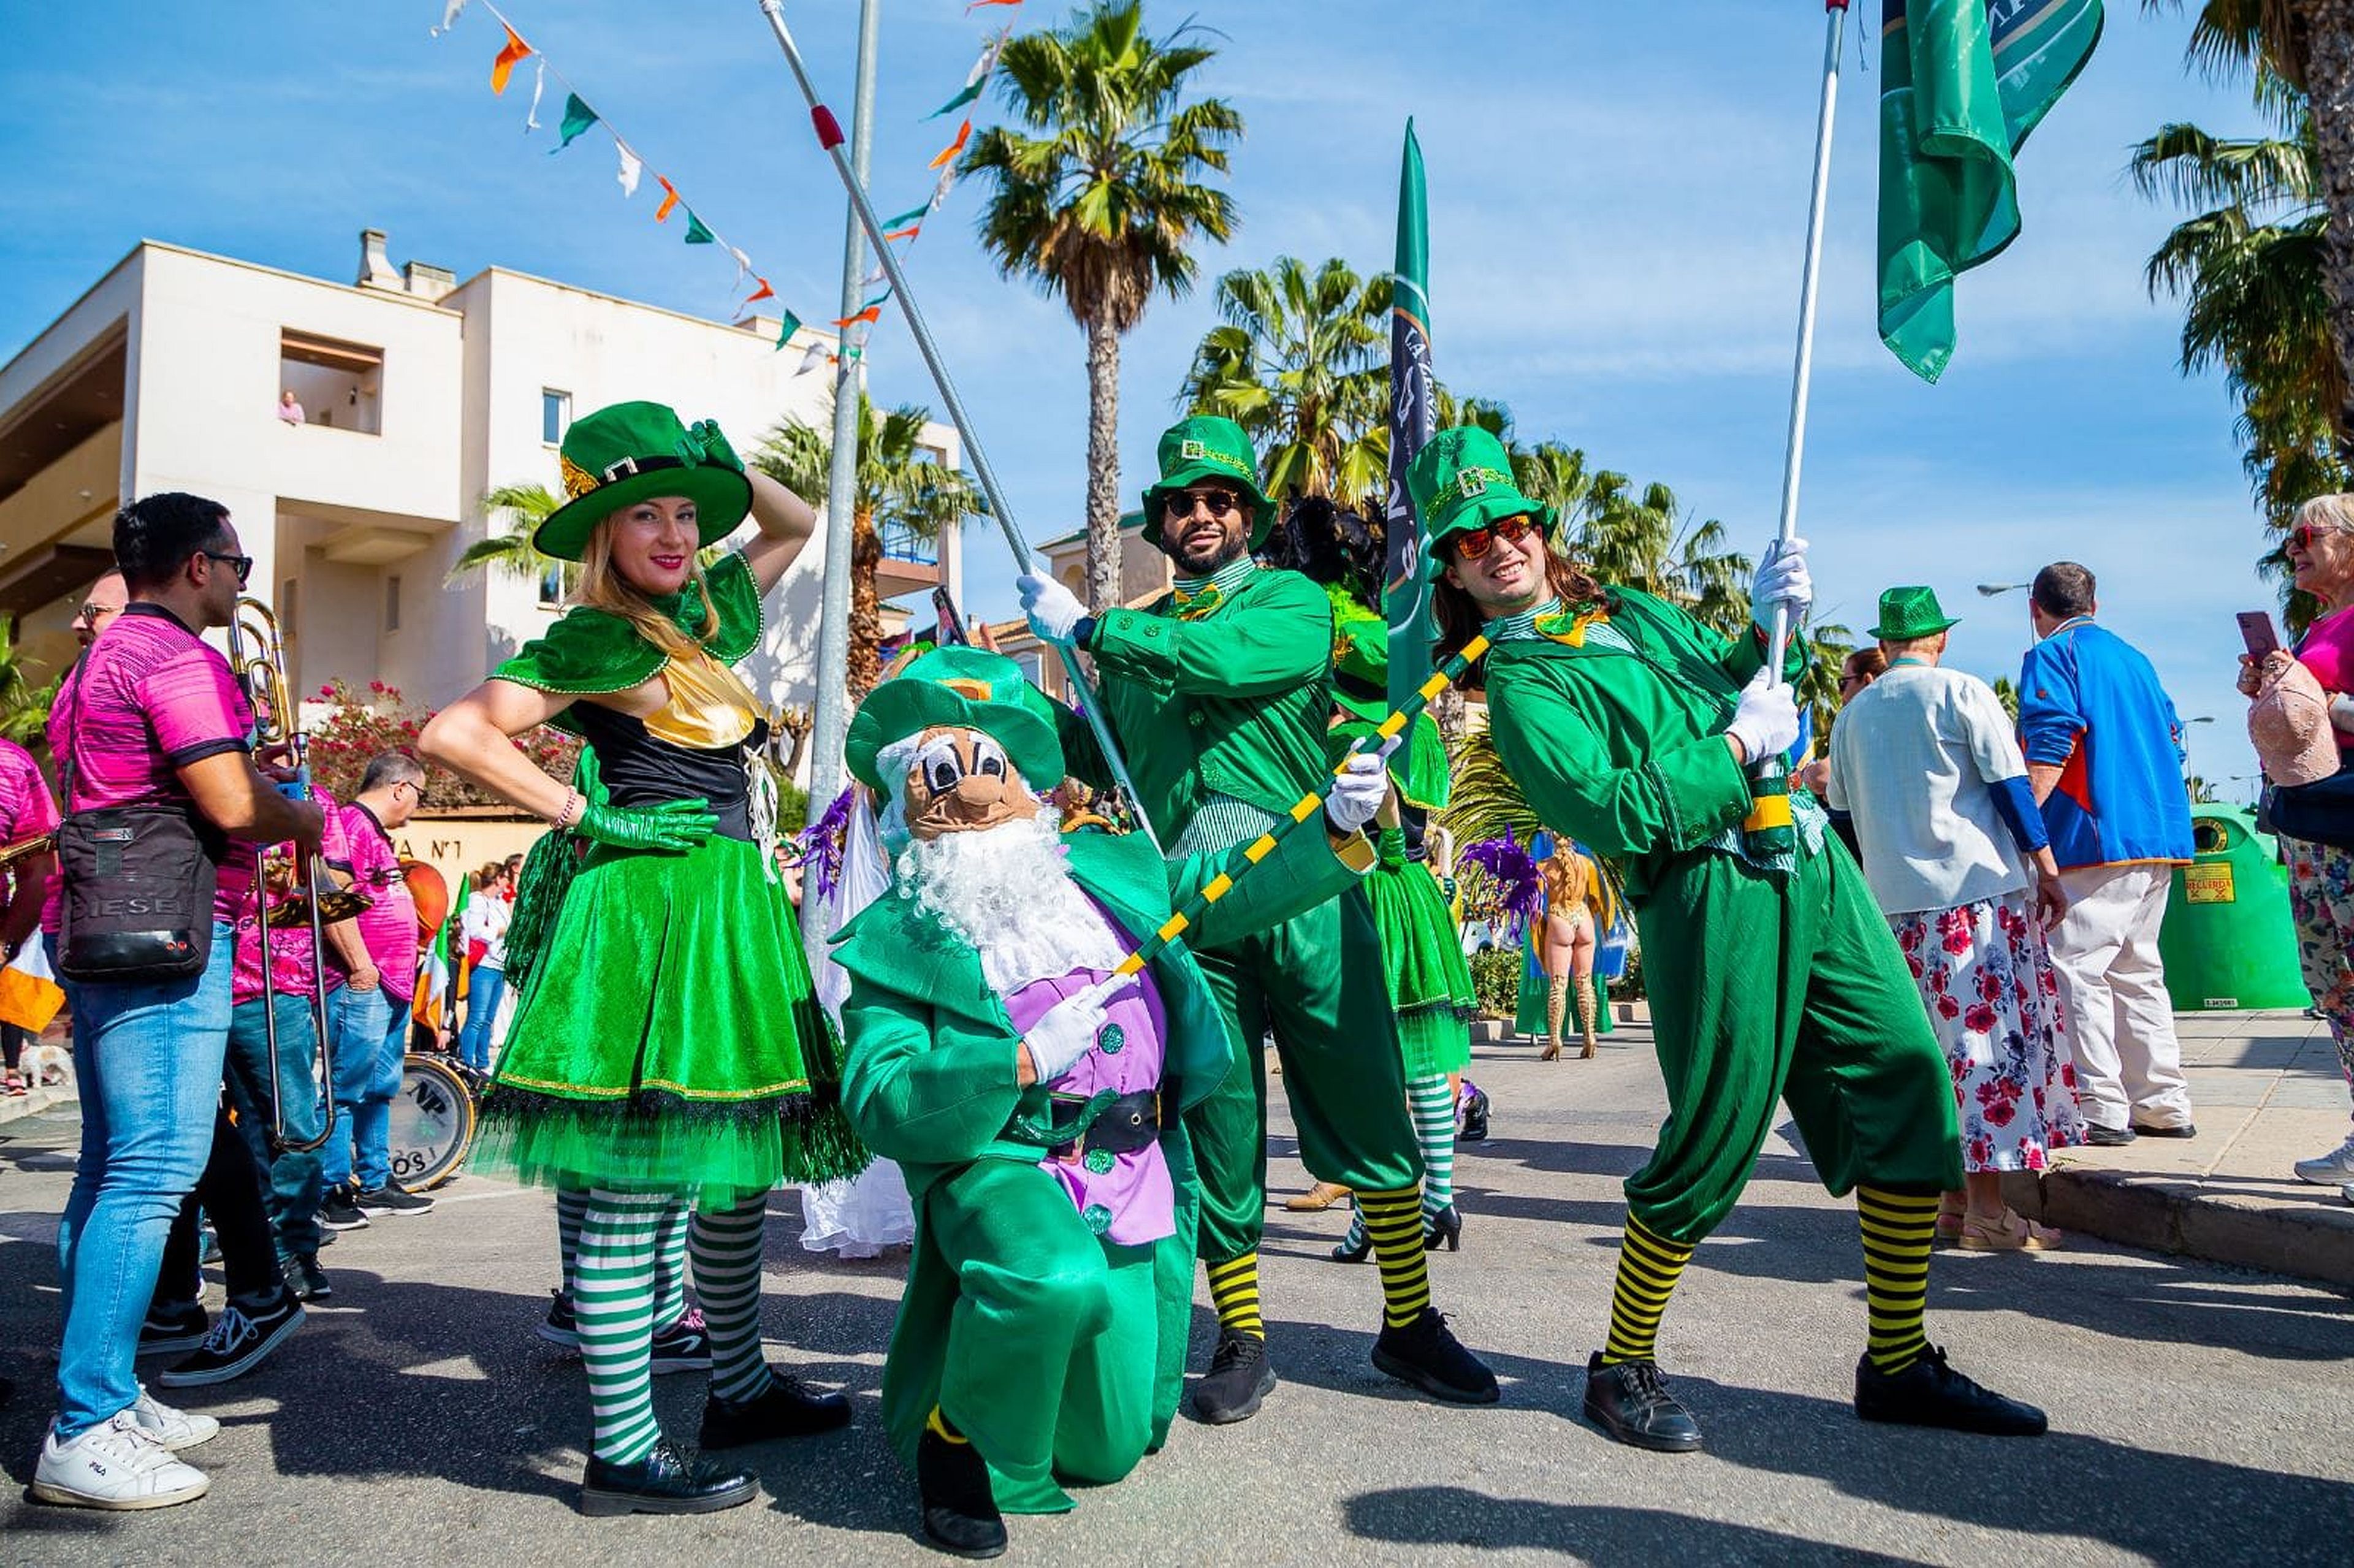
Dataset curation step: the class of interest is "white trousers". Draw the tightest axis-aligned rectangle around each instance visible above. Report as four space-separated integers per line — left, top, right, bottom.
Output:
2047 863 2194 1132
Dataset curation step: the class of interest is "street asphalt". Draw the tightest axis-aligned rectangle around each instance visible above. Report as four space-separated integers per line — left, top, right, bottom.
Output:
2 1022 2349 1567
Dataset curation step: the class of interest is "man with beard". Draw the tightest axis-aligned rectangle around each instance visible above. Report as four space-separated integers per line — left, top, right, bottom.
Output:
832 646 1393 1558
1016 416 1495 1425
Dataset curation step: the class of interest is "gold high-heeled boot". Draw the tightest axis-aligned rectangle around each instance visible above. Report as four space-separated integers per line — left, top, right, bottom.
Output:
1543 974 1568 1061
1575 974 1599 1060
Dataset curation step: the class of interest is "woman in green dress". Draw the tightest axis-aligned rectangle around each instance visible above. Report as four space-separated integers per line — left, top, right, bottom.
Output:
421 401 865 1517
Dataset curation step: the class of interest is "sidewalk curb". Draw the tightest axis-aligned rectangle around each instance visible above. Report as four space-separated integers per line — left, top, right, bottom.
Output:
2002 1167 2354 1292
0 1084 72 1128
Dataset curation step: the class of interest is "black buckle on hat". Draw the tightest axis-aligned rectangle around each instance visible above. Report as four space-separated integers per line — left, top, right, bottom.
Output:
600 454 690 484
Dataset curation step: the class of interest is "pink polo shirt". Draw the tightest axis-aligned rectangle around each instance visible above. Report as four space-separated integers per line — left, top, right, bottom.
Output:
44 604 254 931
231 787 351 1005
330 799 417 1002
0 739 61 920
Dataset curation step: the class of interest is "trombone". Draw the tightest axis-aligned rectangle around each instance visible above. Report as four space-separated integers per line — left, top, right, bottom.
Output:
226 596 364 1155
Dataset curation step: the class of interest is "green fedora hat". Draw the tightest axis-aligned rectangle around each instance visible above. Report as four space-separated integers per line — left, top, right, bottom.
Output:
1140 415 1278 552
1870 585 1961 641
535 400 754 563
845 645 1067 797
1405 426 1555 576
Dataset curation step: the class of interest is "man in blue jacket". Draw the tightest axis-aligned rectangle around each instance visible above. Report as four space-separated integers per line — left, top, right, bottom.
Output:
2017 563 2197 1146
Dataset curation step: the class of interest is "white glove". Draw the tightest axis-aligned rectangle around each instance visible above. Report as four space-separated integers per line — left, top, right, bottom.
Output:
1750 536 1813 633
1324 740 1398 834
1725 666 1800 765
1021 975 1122 1084
1018 572 1087 645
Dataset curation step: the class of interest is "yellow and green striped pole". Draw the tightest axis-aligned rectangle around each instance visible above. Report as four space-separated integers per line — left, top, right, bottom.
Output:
1109 633 1490 980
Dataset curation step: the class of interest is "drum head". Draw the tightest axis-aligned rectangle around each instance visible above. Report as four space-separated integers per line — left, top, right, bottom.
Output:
388 1054 476 1190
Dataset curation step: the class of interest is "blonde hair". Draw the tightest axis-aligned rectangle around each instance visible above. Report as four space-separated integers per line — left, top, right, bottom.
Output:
573 513 719 658
2294 493 2354 538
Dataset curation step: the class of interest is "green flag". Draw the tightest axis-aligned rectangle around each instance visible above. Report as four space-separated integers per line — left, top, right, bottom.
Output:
684 210 717 246
1876 0 2103 382
552 92 598 153
1383 120 1436 746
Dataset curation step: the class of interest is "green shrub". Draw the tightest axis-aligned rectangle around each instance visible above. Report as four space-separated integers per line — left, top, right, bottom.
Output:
1469 948 1520 1020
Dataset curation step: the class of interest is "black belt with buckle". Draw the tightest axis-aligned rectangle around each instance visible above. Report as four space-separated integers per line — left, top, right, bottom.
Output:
1045 1088 1165 1162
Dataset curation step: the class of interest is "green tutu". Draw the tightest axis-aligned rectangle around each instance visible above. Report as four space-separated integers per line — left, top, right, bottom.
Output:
1366 827 1477 1076
474 831 867 1203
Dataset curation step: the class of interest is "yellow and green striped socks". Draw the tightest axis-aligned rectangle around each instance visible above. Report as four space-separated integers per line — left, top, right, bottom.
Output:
1358 1184 1433 1329
1857 1187 1937 1373
1598 1215 1693 1366
1205 1252 1265 1340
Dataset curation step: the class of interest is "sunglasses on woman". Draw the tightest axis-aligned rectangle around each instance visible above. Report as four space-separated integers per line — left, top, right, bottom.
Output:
1160 487 1244 521
1449 514 1538 563
2292 523 2344 551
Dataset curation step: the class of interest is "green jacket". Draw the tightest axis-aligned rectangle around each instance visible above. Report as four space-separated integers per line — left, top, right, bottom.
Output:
1482 588 1804 898
1075 566 1335 837
833 821 1371 1193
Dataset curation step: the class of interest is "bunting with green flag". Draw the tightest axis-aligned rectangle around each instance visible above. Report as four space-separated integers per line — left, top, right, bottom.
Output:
1383 120 1436 751
1876 0 2104 382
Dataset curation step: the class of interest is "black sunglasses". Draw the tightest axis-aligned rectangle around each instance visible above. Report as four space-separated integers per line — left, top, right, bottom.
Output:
1160 488 1244 521
200 551 255 586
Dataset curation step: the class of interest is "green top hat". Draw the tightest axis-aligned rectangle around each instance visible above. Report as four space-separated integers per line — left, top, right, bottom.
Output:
1141 416 1278 552
845 645 1067 797
535 400 754 563
1404 426 1556 576
1870 585 1961 641
1330 606 1388 725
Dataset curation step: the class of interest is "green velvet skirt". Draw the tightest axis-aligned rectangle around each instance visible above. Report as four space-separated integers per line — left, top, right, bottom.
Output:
1367 828 1476 1076
473 832 866 1203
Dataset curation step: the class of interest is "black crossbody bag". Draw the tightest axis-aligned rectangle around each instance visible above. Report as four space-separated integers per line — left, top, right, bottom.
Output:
55 647 228 983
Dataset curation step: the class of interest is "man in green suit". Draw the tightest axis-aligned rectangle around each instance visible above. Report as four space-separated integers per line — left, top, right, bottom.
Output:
1017 417 1496 1425
835 645 1396 1558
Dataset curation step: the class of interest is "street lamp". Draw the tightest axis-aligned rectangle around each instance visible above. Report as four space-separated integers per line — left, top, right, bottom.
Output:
1976 582 2034 597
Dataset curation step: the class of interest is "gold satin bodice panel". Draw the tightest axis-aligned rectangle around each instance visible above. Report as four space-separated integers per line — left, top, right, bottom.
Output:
642 647 764 751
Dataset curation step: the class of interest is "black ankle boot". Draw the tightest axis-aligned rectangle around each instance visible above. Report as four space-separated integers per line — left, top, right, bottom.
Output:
700 1369 853 1448
1422 1203 1463 1252
1854 1344 2047 1436
916 1426 1007 1559
1371 1308 1498 1404
1190 1330 1276 1424
1582 1352 1702 1452
581 1439 758 1516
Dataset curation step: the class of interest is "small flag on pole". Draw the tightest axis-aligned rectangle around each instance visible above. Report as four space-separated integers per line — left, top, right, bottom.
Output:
490 24 533 94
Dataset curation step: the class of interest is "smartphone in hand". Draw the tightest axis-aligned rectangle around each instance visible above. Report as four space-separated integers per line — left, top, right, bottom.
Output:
2239 610 2283 660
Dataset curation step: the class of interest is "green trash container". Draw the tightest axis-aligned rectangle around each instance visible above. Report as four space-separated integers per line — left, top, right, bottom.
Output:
2155 805 2309 1011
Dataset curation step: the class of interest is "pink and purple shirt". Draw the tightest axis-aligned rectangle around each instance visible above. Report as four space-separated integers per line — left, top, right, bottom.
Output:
43 603 254 931
2298 604 2354 752
330 799 417 1001
0 738 61 921
231 788 350 1005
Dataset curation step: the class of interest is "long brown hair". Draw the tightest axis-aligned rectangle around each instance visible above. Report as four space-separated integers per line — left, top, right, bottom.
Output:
1432 539 1609 690
573 514 719 658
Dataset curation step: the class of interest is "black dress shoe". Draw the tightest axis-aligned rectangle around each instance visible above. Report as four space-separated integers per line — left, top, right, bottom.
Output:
581 1439 758 1516
2083 1124 2137 1147
1371 1308 1499 1404
1190 1330 1275 1424
1582 1353 1702 1452
699 1370 853 1448
916 1426 1007 1559
1423 1203 1463 1253
1854 1344 2047 1437
2132 1122 2198 1139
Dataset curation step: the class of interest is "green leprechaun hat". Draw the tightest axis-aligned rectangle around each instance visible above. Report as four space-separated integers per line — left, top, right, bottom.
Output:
845 645 1067 797
1141 415 1278 552
1870 585 1961 641
534 400 753 563
1404 426 1555 576
1330 601 1390 726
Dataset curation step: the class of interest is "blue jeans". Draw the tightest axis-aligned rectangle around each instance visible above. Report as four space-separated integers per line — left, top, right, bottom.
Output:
457 965 506 1073
223 991 327 1260
320 985 407 1193
53 924 235 1439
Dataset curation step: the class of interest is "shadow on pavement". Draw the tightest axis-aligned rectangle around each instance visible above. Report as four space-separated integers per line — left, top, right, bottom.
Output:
1346 1487 1925 1567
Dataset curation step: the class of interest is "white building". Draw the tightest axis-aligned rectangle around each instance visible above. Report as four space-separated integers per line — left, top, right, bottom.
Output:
0 230 962 752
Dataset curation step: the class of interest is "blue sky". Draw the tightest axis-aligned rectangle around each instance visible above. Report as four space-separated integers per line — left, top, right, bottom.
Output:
0 1 2275 790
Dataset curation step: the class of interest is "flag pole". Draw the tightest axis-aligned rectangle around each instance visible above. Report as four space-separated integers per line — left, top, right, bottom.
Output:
752 0 1162 853
1744 0 1848 857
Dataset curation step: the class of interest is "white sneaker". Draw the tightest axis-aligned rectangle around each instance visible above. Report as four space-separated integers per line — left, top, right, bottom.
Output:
129 1384 219 1451
2292 1135 2354 1186
31 1410 210 1510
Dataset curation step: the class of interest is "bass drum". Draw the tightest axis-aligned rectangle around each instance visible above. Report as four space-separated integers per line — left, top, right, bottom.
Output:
389 1053 476 1192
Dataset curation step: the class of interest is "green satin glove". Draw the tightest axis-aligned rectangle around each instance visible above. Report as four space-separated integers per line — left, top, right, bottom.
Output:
577 796 718 853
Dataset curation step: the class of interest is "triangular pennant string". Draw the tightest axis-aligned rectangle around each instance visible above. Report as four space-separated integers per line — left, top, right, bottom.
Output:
615 143 642 196
552 92 598 152
684 210 717 246
432 1 470 37
745 277 775 305
654 175 680 223
927 118 972 170
490 24 532 93
524 57 548 131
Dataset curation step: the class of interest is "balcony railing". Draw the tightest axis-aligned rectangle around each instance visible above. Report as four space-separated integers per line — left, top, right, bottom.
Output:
880 521 937 567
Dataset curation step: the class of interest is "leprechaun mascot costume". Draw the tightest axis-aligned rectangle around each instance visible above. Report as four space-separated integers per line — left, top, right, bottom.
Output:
832 647 1396 1558
1017 417 1496 1423
1410 425 2049 1452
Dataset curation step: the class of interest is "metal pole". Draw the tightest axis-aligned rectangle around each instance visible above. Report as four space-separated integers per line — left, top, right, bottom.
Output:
753 0 1162 854
799 0 878 945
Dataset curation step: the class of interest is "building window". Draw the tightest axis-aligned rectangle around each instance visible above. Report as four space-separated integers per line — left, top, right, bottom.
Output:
1012 649 1044 686
279 330 384 435
538 563 565 609
543 389 570 446
385 575 402 633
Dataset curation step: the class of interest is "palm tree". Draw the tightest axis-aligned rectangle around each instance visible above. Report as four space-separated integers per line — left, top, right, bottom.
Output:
961 0 1242 611
449 482 566 595
1181 256 1390 508
0 617 55 747
752 393 983 697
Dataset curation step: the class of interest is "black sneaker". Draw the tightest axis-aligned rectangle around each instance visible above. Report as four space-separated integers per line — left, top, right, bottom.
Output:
538 1289 579 1348
2132 1122 2198 1140
1371 1307 1499 1404
319 1190 371 1231
651 1309 713 1375
281 1254 333 1302
699 1368 853 1448
1190 1330 1275 1425
1582 1352 1703 1452
353 1183 435 1218
580 1438 757 1517
2083 1125 2137 1148
916 1425 1006 1558
156 1289 305 1388
1854 1344 2047 1437
138 1300 209 1358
